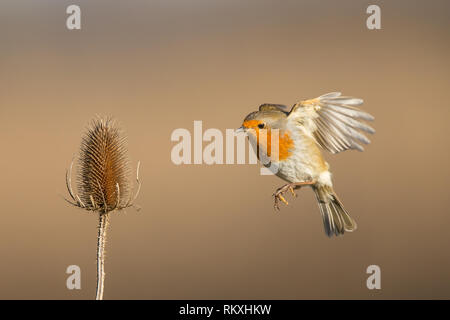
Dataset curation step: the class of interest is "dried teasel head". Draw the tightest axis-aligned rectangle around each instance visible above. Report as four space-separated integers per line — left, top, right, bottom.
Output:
65 117 141 213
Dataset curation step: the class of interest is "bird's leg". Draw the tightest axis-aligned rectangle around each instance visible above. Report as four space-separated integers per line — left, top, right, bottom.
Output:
273 180 316 210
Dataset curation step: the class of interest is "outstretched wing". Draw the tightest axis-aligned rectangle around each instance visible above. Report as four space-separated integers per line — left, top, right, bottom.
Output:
287 92 375 153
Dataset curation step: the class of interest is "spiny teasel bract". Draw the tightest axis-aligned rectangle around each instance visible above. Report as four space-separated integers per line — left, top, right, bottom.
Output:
65 117 141 213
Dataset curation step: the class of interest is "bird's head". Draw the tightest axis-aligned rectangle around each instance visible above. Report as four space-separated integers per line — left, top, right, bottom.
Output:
237 106 287 134
236 105 294 161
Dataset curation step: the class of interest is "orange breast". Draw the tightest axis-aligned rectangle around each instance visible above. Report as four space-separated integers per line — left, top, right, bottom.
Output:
256 128 294 161
242 120 294 161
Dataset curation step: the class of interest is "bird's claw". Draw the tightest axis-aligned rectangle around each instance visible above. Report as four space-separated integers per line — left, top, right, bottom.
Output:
289 186 297 197
274 193 288 210
273 184 298 211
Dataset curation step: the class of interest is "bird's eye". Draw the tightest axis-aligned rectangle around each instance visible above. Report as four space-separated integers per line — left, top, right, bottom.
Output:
258 123 265 129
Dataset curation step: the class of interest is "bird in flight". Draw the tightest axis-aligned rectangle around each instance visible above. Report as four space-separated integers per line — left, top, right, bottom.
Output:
237 92 375 237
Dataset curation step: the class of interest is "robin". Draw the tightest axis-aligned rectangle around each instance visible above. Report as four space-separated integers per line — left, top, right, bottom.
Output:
236 92 375 237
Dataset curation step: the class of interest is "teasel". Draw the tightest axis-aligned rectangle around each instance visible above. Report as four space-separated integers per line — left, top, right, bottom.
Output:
64 117 141 300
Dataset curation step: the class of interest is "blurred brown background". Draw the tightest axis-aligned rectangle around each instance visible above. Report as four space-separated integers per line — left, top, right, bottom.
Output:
0 0 449 299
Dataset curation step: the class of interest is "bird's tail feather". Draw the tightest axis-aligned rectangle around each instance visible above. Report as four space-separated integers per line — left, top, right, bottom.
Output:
313 185 357 237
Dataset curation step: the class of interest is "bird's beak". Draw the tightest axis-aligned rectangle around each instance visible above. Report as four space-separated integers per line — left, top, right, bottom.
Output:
235 126 246 134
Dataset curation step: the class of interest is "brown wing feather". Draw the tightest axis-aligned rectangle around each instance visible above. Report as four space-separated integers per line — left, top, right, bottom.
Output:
259 103 289 114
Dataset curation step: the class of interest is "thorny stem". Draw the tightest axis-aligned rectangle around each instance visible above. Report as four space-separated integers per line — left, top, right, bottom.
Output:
96 213 109 300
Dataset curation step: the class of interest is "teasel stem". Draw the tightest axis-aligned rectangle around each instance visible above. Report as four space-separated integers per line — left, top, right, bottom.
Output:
96 213 109 300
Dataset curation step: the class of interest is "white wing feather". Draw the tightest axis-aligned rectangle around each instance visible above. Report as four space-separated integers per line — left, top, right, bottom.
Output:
288 92 375 154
